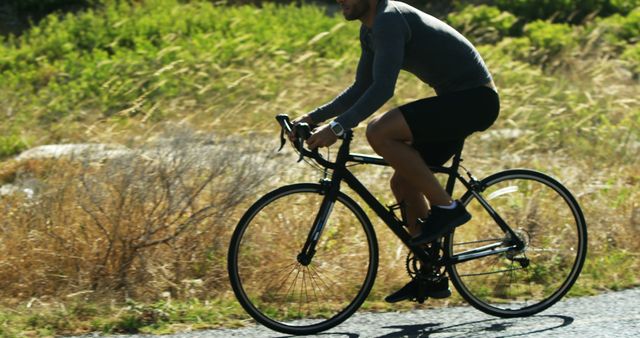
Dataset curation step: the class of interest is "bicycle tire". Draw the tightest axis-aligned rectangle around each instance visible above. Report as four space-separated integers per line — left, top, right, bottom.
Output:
446 169 587 317
228 183 378 335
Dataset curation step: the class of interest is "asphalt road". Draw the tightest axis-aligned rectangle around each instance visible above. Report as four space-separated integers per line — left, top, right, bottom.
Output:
78 288 640 338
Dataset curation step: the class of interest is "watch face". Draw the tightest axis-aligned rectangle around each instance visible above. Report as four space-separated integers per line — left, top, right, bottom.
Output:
331 123 344 135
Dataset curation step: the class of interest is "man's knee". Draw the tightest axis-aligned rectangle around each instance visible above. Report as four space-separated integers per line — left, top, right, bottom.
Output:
366 109 410 150
366 115 383 146
367 114 398 153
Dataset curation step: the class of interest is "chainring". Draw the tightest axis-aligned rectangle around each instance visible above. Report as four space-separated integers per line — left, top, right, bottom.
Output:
405 249 445 280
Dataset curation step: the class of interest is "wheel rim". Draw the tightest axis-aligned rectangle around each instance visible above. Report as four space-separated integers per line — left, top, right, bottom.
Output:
450 172 586 315
230 186 377 332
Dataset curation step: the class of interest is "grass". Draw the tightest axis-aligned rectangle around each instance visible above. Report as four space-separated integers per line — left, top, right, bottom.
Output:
0 0 638 336
0 296 251 336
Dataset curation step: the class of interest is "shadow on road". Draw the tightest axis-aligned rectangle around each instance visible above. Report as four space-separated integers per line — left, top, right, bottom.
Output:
377 315 574 337
275 314 574 338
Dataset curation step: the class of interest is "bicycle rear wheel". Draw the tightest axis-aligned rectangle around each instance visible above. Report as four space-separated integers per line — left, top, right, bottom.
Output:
446 169 587 317
228 183 378 335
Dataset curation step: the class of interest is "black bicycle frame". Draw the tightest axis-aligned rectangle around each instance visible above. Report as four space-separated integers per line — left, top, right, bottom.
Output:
277 117 524 268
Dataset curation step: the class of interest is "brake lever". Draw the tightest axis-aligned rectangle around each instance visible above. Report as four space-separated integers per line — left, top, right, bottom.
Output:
294 123 312 162
276 114 293 152
274 114 315 162
296 145 305 162
278 128 286 152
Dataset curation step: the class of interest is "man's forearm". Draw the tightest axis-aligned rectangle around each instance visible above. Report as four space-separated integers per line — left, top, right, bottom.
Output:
308 82 367 123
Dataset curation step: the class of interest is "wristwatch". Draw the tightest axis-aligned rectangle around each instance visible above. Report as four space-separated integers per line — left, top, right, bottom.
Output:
329 121 345 137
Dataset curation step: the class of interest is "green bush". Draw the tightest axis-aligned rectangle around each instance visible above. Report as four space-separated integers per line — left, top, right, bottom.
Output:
447 5 518 44
521 20 576 64
493 0 639 23
622 43 640 73
609 0 640 13
490 19 579 67
593 7 640 43
494 36 533 61
525 20 575 51
575 7 639 61
0 135 28 158
0 0 358 137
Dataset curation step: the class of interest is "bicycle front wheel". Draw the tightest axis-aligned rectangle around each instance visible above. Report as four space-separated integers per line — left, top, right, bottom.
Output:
228 183 378 335
446 169 587 317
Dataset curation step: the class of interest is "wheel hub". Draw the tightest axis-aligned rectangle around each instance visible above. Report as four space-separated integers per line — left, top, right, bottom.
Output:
297 253 312 266
506 229 531 268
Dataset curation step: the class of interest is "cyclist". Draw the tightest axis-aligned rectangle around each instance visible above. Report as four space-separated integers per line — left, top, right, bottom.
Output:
293 0 500 303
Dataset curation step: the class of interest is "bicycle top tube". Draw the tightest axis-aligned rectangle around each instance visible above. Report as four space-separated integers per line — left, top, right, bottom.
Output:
276 114 463 176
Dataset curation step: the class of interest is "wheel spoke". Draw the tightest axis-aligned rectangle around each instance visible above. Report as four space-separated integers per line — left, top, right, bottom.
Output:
459 266 525 277
265 266 299 302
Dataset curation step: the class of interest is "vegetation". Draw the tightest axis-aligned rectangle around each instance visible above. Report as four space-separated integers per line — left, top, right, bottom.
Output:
0 0 638 336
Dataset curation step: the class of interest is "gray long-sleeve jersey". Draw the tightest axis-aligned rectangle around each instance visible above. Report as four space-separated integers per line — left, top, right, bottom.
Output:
308 0 493 129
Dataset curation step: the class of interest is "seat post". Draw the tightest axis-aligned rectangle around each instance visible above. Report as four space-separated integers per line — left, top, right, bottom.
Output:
444 142 464 195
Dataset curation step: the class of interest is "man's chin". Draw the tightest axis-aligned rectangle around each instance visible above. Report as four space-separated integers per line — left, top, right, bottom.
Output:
343 12 359 20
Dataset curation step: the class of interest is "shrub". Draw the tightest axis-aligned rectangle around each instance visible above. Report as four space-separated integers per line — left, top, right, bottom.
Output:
0 135 28 159
493 0 640 23
609 0 640 13
489 19 579 68
593 7 640 44
522 20 576 64
622 43 640 73
447 5 518 44
577 8 639 62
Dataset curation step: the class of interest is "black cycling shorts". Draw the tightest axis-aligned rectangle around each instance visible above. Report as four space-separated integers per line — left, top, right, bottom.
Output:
399 85 500 166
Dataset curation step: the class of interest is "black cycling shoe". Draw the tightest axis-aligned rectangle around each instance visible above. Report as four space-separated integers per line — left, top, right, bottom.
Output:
384 277 452 303
425 277 452 299
385 279 419 303
410 201 471 245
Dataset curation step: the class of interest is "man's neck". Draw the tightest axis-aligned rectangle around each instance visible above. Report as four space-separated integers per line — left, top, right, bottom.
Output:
360 0 379 28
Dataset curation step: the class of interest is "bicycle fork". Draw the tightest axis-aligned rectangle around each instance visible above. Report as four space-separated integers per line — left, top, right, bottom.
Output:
296 179 337 266
297 133 354 266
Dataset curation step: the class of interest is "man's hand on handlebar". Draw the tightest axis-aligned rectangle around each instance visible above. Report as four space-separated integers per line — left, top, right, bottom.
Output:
291 114 338 150
288 114 315 143
292 114 314 126
286 114 339 150
307 124 338 150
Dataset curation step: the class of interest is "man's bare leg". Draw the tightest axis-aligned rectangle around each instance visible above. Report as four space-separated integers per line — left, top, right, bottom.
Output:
366 108 453 207
389 172 428 236
378 113 458 303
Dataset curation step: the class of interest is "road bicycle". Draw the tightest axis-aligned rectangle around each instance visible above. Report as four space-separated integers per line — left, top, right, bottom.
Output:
227 115 587 335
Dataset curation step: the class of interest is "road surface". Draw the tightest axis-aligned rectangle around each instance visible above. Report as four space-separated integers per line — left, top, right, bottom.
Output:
76 288 640 337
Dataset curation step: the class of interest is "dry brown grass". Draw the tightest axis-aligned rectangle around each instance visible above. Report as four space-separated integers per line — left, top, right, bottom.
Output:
0 129 280 304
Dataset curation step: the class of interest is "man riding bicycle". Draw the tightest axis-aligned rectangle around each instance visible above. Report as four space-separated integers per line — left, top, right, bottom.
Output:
293 0 500 303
